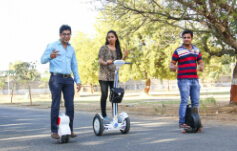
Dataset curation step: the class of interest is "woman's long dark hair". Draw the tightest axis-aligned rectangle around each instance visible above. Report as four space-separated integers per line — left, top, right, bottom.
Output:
105 30 122 59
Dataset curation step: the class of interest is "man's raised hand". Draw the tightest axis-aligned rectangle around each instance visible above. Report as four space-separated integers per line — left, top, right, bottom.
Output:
50 49 61 59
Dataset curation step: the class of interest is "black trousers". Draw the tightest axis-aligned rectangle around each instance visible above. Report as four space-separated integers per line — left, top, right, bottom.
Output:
49 75 75 133
99 80 114 117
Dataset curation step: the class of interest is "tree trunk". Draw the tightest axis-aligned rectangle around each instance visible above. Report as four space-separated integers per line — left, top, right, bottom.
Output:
230 61 237 104
27 80 32 106
167 80 170 91
90 83 94 94
143 73 151 94
11 90 14 104
11 82 15 104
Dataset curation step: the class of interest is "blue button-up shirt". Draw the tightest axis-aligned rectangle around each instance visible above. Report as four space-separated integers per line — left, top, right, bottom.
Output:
41 40 81 84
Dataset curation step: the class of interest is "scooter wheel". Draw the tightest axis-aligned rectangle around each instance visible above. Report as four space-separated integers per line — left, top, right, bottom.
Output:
185 113 201 133
120 117 130 134
59 135 69 143
93 114 104 136
64 135 70 143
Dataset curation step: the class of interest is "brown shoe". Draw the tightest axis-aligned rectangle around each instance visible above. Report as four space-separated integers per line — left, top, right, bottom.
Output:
51 133 60 139
70 132 77 138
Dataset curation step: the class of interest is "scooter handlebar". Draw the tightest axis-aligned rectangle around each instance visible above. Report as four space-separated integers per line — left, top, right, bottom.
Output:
112 61 131 64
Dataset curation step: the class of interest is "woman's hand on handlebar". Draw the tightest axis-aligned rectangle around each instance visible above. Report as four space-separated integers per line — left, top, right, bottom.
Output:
99 58 113 66
107 60 113 65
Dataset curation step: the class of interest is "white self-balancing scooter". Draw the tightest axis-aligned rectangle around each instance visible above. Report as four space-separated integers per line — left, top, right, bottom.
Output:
57 113 71 143
93 60 131 136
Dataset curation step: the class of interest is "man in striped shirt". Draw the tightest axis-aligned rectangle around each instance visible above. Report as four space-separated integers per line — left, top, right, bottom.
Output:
170 30 204 128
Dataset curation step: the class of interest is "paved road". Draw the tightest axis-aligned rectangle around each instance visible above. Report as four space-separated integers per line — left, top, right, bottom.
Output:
0 105 236 151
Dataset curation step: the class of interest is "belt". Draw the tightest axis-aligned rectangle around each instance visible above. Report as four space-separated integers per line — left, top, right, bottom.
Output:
51 73 71 78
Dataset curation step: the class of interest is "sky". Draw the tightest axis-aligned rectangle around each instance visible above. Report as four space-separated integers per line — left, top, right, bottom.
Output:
0 0 98 72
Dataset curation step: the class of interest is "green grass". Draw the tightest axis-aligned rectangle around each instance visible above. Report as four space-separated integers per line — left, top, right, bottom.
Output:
200 92 229 95
152 104 166 114
199 97 217 113
200 96 217 105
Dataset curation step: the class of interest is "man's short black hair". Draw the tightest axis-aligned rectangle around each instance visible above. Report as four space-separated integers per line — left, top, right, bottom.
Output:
59 25 71 34
182 29 193 37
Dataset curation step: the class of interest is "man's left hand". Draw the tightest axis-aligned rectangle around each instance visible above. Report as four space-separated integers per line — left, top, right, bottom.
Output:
198 65 204 71
77 83 81 92
198 60 204 72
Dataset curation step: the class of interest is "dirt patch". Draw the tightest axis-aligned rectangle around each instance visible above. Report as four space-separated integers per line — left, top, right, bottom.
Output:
1 94 237 126
72 101 237 126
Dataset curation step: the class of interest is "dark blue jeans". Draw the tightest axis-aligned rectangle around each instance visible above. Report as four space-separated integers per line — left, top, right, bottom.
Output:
178 79 200 125
49 75 75 133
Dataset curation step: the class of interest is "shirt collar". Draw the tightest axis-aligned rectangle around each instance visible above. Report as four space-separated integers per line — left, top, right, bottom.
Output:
57 39 71 45
181 44 195 49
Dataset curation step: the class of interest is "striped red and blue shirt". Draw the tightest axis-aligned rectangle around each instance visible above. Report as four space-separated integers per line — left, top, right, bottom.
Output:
172 44 202 79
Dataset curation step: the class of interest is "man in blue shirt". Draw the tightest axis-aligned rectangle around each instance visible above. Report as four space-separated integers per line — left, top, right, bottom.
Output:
41 25 81 139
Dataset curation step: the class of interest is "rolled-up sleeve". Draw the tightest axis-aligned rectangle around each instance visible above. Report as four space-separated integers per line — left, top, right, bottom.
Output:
197 51 202 61
71 49 81 84
41 44 54 64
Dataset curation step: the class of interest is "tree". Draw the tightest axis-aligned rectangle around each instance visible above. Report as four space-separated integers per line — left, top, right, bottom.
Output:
71 32 101 93
201 55 234 83
13 61 39 105
5 69 17 104
95 0 237 103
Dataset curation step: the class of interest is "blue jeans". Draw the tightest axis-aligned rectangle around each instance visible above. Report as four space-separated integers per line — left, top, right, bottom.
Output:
178 79 200 125
49 75 75 133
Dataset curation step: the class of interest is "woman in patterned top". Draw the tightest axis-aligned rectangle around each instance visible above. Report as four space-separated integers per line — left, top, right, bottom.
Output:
98 30 129 123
